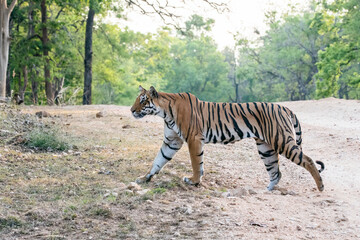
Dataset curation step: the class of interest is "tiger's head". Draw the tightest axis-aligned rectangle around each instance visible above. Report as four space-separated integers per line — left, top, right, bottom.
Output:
130 86 160 119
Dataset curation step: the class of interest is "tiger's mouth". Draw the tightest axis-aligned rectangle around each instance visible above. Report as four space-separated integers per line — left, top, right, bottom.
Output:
132 112 145 119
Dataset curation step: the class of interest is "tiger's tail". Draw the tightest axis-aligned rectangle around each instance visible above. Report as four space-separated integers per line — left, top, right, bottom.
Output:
289 110 325 173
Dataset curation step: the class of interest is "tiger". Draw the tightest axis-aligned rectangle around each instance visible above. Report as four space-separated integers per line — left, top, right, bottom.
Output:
130 86 324 191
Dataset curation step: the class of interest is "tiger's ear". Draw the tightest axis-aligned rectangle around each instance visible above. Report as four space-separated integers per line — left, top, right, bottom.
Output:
139 85 146 93
149 86 158 98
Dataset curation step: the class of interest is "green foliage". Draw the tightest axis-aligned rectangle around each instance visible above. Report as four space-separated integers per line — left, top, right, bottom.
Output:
7 1 360 105
314 0 360 99
0 216 23 231
149 187 167 195
164 16 231 102
25 127 72 151
91 207 112 218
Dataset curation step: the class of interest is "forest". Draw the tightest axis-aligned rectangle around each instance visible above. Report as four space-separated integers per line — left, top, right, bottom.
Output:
1 0 359 106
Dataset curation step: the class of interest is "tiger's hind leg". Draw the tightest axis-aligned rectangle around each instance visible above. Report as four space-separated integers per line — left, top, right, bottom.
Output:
255 139 281 191
283 142 324 191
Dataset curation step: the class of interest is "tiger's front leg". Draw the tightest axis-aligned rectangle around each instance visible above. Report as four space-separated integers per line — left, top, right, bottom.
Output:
136 126 183 184
183 137 204 186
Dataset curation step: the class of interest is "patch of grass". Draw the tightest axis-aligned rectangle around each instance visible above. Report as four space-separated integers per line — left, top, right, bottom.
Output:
91 207 112 218
118 221 136 235
0 105 77 152
63 205 78 221
105 194 117 203
25 127 72 151
0 216 23 231
150 187 167 195
141 187 167 201
155 179 180 189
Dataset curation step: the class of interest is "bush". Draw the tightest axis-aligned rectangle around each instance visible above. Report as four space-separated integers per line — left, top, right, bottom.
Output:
0 216 22 231
25 127 72 151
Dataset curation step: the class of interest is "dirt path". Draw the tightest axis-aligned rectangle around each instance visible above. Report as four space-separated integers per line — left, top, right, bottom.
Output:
1 98 359 239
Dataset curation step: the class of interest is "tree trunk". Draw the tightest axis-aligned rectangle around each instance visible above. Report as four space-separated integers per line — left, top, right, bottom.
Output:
83 7 95 105
41 0 54 105
6 55 11 97
6 14 13 98
0 0 17 101
19 65 28 100
53 76 64 105
31 69 38 104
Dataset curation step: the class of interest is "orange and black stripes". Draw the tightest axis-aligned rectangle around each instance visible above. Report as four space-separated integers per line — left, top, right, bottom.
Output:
131 87 324 191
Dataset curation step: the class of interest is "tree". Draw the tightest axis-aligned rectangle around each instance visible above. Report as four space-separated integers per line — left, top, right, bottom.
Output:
0 0 17 101
82 0 227 104
83 0 96 105
40 0 55 104
315 0 360 98
165 15 230 102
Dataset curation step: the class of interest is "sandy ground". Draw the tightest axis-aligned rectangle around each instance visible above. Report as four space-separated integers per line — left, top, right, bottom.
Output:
2 97 360 239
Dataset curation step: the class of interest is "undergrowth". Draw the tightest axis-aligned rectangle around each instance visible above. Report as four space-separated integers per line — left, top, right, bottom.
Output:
0 104 74 151
25 127 72 151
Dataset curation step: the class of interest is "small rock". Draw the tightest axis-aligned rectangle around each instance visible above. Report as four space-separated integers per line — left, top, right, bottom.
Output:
73 152 82 156
124 189 134 195
127 182 142 191
232 188 248 197
296 225 302 231
184 206 193 215
159 200 171 205
249 220 267 228
122 124 132 129
96 112 104 118
336 215 348 223
35 111 51 118
272 190 282 195
221 192 231 198
306 223 318 229
173 232 181 237
136 189 150 195
248 189 257 195
115 182 127 191
98 169 113 175
145 200 153 204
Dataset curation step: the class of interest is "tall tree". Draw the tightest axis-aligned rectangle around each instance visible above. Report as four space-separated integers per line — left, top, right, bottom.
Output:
83 0 96 105
0 0 17 101
40 0 54 105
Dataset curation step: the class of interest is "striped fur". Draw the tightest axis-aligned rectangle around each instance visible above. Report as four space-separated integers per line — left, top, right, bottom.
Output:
131 86 324 191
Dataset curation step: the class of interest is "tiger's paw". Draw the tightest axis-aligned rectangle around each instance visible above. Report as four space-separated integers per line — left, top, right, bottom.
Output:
135 174 152 184
267 172 282 191
183 177 200 187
